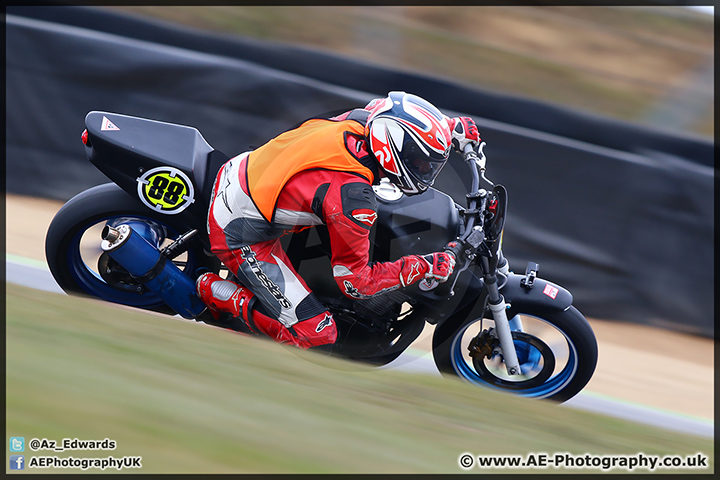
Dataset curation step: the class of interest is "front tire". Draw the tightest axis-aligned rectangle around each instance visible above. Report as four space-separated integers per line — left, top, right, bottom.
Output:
432 305 597 403
45 183 218 312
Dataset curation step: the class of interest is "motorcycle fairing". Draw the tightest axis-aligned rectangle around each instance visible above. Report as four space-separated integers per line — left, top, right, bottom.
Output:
501 273 573 315
84 111 227 225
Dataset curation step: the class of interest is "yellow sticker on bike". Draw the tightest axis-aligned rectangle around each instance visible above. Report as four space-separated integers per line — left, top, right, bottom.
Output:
136 166 195 214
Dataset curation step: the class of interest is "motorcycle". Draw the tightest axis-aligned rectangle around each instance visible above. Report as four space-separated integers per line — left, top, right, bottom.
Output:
46 111 598 403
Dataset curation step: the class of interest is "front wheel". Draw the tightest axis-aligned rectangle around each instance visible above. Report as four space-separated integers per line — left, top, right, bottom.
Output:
432 306 597 403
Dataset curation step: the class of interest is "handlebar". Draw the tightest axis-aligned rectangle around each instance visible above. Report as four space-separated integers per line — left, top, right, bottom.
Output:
432 141 507 299
463 143 482 194
460 142 488 245
432 142 489 297
442 240 464 263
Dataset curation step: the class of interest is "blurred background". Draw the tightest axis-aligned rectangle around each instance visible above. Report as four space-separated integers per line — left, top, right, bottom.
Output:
5 4 714 474
108 5 714 138
6 4 713 337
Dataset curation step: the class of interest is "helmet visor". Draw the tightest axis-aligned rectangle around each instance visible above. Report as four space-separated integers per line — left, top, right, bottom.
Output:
402 142 447 186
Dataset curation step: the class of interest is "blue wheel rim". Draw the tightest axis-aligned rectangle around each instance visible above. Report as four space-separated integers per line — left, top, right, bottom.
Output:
450 316 578 399
65 215 196 309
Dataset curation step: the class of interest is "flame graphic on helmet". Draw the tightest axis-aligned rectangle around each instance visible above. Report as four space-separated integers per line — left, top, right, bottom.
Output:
397 100 451 157
365 92 452 195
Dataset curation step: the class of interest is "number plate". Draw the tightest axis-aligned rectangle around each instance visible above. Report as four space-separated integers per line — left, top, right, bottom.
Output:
136 166 195 214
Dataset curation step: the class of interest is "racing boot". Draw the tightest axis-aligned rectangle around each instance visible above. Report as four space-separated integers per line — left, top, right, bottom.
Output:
196 272 256 333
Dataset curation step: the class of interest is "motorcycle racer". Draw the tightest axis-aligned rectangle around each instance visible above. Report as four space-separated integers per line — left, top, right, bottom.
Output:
196 91 481 350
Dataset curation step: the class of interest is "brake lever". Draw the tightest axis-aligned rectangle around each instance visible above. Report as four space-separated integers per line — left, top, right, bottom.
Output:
477 143 495 187
436 235 479 297
463 142 494 187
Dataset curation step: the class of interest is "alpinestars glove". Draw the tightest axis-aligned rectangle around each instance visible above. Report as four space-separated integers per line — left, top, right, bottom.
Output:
448 116 481 153
399 252 456 287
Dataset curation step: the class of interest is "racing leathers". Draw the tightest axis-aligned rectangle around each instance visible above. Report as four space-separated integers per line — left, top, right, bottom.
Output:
202 110 454 349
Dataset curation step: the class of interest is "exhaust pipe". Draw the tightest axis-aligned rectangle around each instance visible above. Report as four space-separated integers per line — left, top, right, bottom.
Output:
102 225 122 243
101 224 206 319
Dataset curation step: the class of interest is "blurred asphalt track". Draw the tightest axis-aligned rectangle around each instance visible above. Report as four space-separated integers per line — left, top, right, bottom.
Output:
6 254 713 440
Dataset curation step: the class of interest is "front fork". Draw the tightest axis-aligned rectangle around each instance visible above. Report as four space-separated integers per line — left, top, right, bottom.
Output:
487 290 522 376
485 250 523 376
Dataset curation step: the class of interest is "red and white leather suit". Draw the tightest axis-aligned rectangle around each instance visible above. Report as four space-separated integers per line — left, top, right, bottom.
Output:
202 100 463 349
205 110 446 349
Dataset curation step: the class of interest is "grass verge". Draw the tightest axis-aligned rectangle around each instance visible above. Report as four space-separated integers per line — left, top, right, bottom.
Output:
6 284 713 474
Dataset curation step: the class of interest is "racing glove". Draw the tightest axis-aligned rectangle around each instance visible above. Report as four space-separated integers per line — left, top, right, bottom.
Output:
448 116 481 153
399 252 456 287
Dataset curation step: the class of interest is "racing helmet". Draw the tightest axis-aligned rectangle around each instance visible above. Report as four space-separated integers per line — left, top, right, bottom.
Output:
365 91 452 195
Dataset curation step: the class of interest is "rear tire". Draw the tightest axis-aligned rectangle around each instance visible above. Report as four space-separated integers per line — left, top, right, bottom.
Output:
45 183 218 313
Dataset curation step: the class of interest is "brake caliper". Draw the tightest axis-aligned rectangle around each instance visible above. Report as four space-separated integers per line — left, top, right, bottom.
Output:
468 328 500 359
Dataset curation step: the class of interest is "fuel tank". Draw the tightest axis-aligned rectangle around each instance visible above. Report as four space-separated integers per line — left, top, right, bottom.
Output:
371 185 461 261
283 185 461 298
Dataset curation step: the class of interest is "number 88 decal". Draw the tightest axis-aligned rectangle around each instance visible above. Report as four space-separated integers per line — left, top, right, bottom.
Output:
136 166 195 214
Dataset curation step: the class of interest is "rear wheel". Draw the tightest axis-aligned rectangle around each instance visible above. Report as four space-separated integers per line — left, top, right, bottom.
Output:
45 183 218 312
432 306 597 403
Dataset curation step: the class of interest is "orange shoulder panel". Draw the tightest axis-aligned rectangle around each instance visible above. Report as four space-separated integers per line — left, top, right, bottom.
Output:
246 119 374 222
